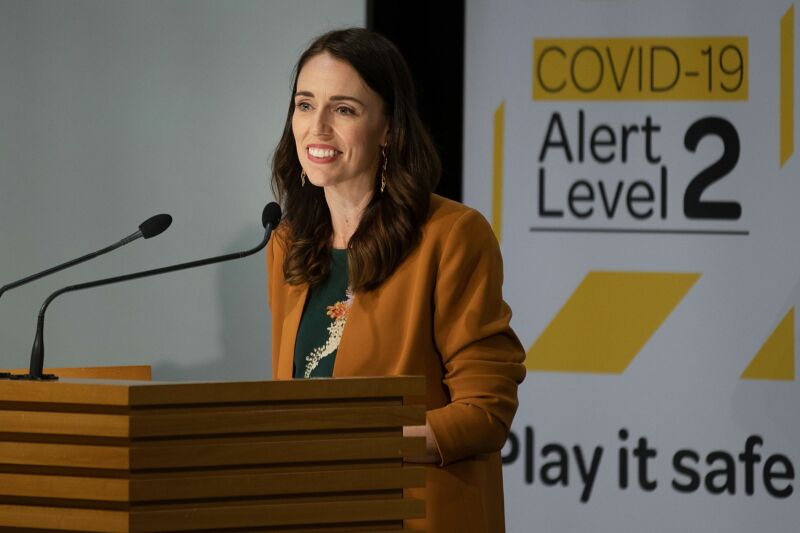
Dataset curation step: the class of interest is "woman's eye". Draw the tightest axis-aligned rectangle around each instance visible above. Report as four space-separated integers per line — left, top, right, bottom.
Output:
335 106 355 115
295 102 311 111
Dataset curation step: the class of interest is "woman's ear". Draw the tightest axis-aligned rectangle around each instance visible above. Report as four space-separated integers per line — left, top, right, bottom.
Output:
382 122 391 147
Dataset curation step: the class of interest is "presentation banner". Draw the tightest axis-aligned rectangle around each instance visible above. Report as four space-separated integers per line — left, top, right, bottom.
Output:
464 1 799 531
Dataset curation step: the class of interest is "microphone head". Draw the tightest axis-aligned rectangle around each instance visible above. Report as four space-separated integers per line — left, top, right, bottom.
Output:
139 214 173 239
262 202 282 229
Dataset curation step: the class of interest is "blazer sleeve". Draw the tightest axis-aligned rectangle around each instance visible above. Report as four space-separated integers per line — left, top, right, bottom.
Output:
426 208 526 466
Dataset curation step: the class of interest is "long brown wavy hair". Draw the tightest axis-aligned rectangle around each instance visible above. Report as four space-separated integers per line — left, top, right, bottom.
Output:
271 28 441 292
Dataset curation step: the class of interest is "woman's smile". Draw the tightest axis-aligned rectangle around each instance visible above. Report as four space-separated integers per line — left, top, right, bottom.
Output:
306 144 341 163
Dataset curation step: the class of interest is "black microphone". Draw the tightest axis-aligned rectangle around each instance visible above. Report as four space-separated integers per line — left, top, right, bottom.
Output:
13 203 281 381
0 214 173 299
0 213 172 380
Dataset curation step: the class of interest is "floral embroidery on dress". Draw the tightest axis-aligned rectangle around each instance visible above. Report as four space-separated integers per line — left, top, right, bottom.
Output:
303 287 354 378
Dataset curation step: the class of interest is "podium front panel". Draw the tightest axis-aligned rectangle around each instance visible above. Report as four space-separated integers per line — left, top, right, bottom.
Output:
0 376 427 532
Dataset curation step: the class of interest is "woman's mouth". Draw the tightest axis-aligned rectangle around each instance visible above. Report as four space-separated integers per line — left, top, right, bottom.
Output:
307 145 341 163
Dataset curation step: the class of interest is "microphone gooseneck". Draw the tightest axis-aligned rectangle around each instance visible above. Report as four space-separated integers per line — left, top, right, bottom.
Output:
16 203 281 381
0 213 173 300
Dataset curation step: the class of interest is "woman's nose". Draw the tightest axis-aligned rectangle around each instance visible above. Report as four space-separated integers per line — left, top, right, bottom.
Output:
312 110 331 135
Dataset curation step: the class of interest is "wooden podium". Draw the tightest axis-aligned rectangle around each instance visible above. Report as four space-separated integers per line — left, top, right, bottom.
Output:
0 370 426 532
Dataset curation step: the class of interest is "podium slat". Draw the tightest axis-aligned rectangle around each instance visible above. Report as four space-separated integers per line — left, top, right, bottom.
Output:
0 442 129 469
0 405 424 438
0 436 425 470
0 504 126 532
0 498 425 532
0 473 128 501
0 411 129 437
131 498 425 531
0 376 425 406
128 405 425 437
0 466 425 502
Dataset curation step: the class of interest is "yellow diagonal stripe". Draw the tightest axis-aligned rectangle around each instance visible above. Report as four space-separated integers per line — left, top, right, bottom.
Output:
741 308 795 381
491 101 505 243
527 271 700 374
781 5 794 167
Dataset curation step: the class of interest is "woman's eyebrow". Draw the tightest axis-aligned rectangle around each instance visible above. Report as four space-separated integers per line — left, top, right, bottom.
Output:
294 91 365 107
330 95 365 106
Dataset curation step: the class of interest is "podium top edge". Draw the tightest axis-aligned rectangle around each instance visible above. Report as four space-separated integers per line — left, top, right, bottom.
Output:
0 376 426 406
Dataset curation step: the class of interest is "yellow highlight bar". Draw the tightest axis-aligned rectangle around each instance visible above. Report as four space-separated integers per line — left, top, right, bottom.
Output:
781 6 794 167
491 101 505 243
533 36 748 100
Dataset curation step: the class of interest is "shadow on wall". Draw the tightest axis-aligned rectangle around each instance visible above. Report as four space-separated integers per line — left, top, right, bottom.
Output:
152 224 272 382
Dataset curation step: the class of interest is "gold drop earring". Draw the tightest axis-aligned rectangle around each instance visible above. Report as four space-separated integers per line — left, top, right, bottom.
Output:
300 169 307 187
380 146 388 193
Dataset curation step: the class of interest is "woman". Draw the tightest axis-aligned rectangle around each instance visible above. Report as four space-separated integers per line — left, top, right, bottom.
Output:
267 28 526 532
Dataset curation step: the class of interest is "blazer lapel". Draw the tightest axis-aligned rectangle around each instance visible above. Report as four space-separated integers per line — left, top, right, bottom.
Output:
333 288 379 377
277 284 308 379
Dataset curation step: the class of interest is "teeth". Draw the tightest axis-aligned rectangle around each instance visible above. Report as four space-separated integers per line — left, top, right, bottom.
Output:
308 147 337 158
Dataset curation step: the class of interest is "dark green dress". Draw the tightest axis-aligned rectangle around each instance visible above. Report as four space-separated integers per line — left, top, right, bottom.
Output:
293 249 350 378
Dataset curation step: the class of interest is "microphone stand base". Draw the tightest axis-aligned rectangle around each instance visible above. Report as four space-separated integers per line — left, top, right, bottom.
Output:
9 373 59 381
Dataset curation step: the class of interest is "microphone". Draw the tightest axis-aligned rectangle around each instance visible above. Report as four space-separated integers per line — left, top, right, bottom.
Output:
12 203 281 381
0 214 173 299
0 213 172 380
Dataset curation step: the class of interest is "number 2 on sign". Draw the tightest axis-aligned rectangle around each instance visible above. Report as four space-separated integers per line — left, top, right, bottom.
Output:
683 116 742 220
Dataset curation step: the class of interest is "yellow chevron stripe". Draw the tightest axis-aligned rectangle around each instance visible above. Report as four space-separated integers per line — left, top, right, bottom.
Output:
527 271 699 374
741 308 795 381
781 5 795 167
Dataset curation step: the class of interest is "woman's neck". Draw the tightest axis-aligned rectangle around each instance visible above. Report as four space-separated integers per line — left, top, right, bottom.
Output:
324 185 373 249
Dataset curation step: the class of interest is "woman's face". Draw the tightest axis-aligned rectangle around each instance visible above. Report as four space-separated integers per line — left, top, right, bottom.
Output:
292 53 390 195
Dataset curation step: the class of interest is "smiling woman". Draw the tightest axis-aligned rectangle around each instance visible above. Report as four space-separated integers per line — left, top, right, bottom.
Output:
267 28 526 533
291 53 390 216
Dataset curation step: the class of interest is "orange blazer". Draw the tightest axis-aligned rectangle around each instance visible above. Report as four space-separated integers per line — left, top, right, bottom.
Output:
267 195 526 532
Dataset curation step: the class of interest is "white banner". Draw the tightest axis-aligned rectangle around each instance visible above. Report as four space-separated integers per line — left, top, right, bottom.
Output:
464 1 800 530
